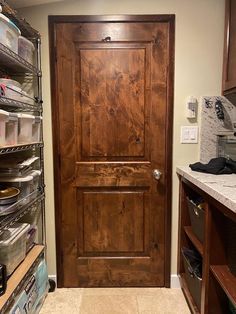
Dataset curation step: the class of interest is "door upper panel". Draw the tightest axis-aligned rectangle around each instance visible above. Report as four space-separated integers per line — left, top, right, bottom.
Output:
79 46 145 157
75 42 151 160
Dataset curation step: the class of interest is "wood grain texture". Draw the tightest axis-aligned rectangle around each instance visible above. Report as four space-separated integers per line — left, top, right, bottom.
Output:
210 265 236 307
76 162 151 187
178 176 236 313
49 15 175 288
83 192 144 253
79 46 145 157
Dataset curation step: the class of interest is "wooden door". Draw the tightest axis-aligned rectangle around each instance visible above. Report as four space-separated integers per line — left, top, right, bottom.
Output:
49 15 174 288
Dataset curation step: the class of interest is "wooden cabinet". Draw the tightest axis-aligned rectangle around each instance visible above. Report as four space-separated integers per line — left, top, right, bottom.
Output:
222 0 236 104
178 176 236 314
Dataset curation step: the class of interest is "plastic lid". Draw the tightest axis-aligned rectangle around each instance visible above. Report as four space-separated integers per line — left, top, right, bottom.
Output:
0 13 21 36
0 223 30 246
0 78 21 89
17 113 35 120
0 169 41 182
0 109 9 118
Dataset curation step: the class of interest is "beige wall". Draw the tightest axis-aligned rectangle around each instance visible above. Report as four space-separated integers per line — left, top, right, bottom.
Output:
19 0 225 279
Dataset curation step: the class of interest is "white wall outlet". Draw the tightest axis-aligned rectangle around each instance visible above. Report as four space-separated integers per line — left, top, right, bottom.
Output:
181 126 198 143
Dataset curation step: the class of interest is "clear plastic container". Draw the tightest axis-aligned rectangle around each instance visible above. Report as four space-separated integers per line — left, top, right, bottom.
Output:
0 13 21 53
0 109 18 146
18 36 35 65
19 201 41 225
17 113 35 143
0 110 9 146
0 170 42 202
0 78 22 101
0 223 30 275
0 78 33 105
18 114 42 143
32 116 42 142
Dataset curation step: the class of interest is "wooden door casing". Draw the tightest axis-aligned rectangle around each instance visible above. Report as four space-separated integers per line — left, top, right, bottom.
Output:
49 15 175 288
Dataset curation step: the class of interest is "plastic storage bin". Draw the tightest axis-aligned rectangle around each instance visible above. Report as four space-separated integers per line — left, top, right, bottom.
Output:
18 36 35 65
17 113 35 143
182 247 202 310
187 196 205 243
0 109 18 146
0 13 21 53
0 78 21 100
26 225 37 252
19 201 41 225
0 223 30 275
0 170 41 203
32 116 42 142
18 114 42 143
0 78 34 105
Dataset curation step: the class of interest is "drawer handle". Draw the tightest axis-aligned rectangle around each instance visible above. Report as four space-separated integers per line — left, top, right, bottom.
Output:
187 266 194 278
193 206 199 217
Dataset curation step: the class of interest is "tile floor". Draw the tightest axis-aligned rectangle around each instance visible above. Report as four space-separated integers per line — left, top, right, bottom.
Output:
40 288 190 314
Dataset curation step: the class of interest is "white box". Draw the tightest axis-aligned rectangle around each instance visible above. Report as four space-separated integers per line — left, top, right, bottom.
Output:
0 223 30 275
0 13 21 53
0 109 18 146
17 113 35 143
18 114 42 143
18 36 35 65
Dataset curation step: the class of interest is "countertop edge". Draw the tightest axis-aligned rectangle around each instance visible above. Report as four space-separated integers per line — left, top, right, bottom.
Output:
176 166 236 214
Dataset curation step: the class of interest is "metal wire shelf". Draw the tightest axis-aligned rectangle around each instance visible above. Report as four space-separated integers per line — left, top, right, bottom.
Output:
0 96 42 112
0 192 45 234
0 43 40 75
0 143 44 155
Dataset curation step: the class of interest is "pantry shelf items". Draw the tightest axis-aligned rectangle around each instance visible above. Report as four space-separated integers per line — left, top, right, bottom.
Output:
0 42 39 74
0 1 48 312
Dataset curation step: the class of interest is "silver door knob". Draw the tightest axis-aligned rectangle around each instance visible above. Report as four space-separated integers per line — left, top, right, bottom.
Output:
153 169 162 180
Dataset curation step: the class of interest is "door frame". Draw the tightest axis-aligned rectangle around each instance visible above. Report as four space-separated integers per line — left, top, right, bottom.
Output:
49 14 175 288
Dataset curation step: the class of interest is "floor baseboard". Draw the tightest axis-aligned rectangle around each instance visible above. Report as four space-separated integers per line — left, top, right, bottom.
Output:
170 274 180 288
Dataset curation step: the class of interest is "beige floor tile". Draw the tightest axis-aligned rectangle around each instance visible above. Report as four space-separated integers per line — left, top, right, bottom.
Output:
40 288 83 314
136 290 190 314
40 287 190 314
80 295 139 314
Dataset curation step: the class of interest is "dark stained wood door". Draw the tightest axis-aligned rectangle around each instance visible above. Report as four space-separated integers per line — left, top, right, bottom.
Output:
49 15 174 287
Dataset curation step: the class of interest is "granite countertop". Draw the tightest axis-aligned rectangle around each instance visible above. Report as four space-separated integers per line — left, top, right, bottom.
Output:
176 166 236 213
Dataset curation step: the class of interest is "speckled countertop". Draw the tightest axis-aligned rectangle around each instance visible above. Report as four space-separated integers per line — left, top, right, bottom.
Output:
176 166 236 213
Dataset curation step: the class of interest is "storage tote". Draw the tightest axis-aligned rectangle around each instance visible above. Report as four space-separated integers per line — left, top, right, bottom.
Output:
0 223 30 275
187 196 205 243
0 109 18 146
182 247 202 310
17 113 35 143
0 13 21 53
18 36 35 65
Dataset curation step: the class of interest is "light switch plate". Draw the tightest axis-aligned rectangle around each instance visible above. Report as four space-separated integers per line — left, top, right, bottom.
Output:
181 126 198 143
